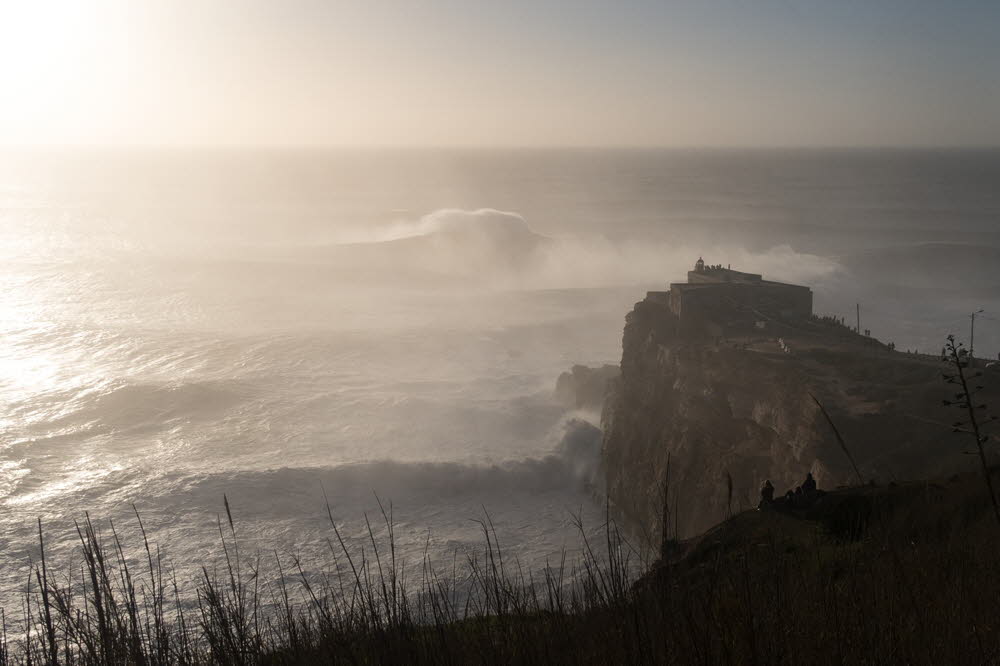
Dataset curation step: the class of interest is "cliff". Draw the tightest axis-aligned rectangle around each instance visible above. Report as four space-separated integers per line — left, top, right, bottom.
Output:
601 296 1000 540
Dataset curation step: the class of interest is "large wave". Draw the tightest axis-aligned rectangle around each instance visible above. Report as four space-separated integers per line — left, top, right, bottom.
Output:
0 416 608 602
309 208 842 290
179 416 603 508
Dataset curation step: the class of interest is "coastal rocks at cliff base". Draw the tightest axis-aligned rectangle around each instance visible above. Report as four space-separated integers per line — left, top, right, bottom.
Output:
554 364 620 411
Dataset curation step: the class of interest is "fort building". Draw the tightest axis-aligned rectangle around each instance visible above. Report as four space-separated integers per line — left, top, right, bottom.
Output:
647 258 813 337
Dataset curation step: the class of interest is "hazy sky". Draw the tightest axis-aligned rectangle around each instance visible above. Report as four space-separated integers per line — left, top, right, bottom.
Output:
1 0 998 147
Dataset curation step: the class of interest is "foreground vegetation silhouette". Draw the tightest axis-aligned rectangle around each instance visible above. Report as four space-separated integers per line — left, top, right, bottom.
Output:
4 469 1000 665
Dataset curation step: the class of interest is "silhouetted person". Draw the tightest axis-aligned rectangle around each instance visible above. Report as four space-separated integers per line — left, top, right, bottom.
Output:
760 480 774 504
802 472 817 494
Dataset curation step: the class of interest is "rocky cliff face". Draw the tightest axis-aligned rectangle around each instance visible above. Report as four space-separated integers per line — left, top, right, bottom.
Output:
601 297 999 541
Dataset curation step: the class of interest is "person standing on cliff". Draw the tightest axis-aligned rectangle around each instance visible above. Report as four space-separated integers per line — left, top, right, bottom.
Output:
759 480 775 508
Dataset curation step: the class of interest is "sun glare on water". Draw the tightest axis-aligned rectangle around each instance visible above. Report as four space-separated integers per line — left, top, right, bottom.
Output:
0 241 86 428
0 296 66 421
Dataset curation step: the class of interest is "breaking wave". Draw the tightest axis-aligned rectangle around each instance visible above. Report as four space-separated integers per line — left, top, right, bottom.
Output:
314 208 842 290
189 416 603 509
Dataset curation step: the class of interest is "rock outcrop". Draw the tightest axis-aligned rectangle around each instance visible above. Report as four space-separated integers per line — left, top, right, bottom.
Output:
554 364 620 411
601 296 1000 541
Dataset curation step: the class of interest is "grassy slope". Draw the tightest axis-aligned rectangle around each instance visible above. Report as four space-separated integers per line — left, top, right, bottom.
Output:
262 471 1000 665
6 471 1000 664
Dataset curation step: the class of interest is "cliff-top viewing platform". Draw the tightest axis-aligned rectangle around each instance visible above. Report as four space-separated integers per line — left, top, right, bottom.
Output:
647 258 813 338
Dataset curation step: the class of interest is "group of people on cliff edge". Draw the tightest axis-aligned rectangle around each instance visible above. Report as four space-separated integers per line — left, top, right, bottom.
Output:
759 472 821 510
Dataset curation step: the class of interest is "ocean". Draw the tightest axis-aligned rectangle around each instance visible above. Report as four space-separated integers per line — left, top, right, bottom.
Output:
1 148 999 608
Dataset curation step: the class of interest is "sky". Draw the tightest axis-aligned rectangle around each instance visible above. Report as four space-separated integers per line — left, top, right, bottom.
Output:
0 0 998 148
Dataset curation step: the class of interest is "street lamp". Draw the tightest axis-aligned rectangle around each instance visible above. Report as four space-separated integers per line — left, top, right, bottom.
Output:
970 309 984 362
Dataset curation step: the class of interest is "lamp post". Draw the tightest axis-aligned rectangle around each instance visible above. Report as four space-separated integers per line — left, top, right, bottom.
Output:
970 309 984 362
